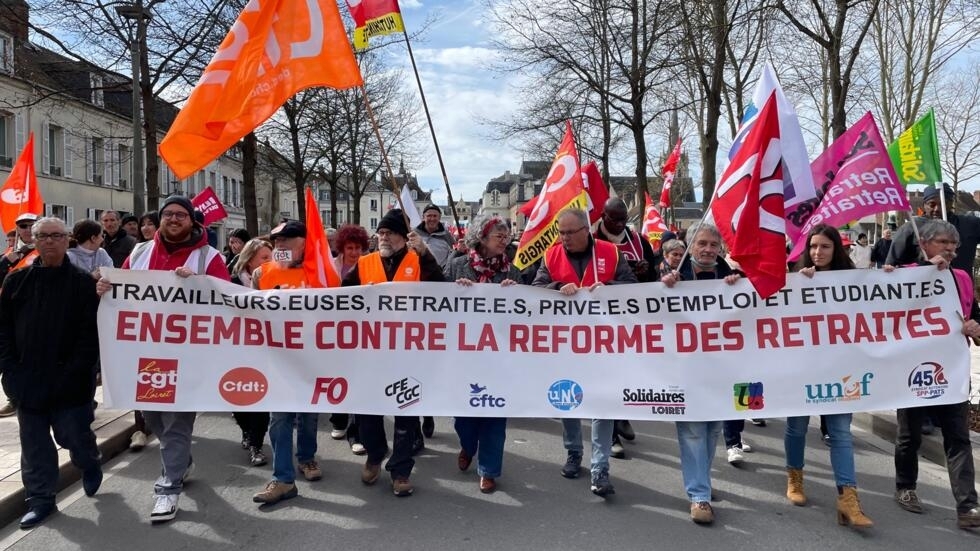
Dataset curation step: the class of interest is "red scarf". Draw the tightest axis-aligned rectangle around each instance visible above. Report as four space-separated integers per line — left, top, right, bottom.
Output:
468 248 509 283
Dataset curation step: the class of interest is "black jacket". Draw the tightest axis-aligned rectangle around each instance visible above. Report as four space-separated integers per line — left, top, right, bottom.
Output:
0 257 99 410
103 229 137 268
886 213 980 273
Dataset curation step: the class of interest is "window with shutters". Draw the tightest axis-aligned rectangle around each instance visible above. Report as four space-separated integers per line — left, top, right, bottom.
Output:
0 112 13 168
118 144 130 188
90 137 105 185
90 73 104 107
0 33 12 74
42 123 65 177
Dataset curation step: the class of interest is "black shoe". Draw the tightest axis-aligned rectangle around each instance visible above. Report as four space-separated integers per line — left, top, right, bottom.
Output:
19 504 56 529
83 467 103 497
921 417 935 435
561 453 583 478
590 471 615 497
750 418 767 427
422 416 435 438
611 435 626 459
412 434 425 456
249 446 267 467
615 420 635 441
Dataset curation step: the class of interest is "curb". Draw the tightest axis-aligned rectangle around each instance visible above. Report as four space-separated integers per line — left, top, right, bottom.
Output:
852 410 980 477
0 411 135 528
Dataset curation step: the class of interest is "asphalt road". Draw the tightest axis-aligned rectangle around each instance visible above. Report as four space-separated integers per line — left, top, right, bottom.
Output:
0 414 977 550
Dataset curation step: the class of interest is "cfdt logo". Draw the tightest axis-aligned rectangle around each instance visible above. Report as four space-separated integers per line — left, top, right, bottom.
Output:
804 373 873 404
310 377 349 405
548 379 583 411
733 382 764 411
136 358 178 404
385 377 421 409
622 387 687 415
908 362 948 400
219 367 268 406
468 383 506 408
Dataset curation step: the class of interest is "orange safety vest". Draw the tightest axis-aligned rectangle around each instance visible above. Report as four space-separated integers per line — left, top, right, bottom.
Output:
256 261 308 290
356 250 421 284
3 246 38 274
544 240 619 286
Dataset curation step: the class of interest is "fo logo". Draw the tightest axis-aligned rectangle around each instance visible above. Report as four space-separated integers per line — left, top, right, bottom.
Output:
548 379 583 411
219 367 268 406
311 377 349 405
908 362 949 400
136 358 178 404
733 382 764 411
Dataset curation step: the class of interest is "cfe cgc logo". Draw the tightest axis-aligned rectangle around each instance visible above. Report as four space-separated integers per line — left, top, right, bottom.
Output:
219 367 268 406
385 377 421 409
548 379 583 411
622 387 686 415
468 383 506 408
733 381 764 412
136 358 178 404
908 362 948 400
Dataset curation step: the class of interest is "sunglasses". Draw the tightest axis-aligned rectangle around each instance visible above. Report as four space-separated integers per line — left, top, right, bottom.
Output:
16 223 31 229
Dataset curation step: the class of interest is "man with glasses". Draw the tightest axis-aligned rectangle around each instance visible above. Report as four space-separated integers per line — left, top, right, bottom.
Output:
0 212 40 417
100 210 136 268
342 208 445 497
0 217 102 529
96 195 229 523
532 208 636 498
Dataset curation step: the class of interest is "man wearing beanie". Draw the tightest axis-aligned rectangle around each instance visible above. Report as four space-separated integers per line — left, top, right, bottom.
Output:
886 183 980 272
415 204 456 267
96 195 229 524
343 208 445 497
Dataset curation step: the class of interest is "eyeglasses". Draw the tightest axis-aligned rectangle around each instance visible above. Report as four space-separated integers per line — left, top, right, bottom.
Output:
558 226 587 237
376 230 394 238
35 232 67 241
485 233 510 241
161 211 189 221
16 223 31 229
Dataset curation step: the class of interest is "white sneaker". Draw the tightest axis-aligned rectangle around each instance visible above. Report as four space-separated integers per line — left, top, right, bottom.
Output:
130 431 148 451
150 494 179 523
330 428 347 440
350 443 366 456
727 445 745 465
741 440 753 453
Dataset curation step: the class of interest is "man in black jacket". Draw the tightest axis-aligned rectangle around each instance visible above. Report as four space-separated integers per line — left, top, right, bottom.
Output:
0 217 102 529
101 210 136 268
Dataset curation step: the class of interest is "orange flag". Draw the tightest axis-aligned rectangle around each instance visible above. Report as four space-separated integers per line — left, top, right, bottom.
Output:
303 187 340 288
0 132 44 232
160 0 364 179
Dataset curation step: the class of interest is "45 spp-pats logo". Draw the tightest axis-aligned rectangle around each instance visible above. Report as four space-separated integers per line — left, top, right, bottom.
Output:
136 358 178 404
908 362 948 400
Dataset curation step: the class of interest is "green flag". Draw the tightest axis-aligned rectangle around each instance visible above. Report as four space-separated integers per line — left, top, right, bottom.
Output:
887 108 942 187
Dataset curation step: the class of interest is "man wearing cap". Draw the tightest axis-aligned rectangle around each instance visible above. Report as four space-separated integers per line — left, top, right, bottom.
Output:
250 220 327 506
96 195 229 524
415 204 456 267
100 210 137 268
886 183 980 273
343 208 445 497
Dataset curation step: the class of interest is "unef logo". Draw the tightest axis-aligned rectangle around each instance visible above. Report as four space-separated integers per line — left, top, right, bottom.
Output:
219 367 268 406
385 377 421 409
311 377 349 405
548 379 583 411
804 373 873 404
733 382 764 411
136 358 178 404
908 362 948 400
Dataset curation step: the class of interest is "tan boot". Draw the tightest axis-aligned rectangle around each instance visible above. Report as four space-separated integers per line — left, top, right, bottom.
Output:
837 486 873 528
786 468 806 506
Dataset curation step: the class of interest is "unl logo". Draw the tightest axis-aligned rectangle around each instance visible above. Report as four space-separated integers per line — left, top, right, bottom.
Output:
733 382 764 411
311 377 349 405
136 358 178 404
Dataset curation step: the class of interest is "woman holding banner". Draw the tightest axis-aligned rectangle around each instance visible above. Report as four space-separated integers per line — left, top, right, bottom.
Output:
787 224 872 528
444 214 520 494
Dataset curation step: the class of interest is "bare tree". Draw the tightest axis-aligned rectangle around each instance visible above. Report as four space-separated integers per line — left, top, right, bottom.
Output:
932 64 980 192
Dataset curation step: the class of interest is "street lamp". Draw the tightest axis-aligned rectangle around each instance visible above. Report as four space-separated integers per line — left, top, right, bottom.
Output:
115 1 151 216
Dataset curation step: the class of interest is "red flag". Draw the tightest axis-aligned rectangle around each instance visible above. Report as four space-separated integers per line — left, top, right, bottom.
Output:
160 0 363 179
710 93 785 298
514 121 588 270
346 0 405 50
303 187 340 288
0 132 44 232
191 186 229 226
642 193 669 249
520 161 608 224
659 138 682 208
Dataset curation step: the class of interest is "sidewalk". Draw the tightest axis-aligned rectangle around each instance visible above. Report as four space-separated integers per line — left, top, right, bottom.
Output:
0 388 134 526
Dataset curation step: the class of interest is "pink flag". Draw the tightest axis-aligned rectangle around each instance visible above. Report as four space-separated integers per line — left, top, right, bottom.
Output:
787 112 910 259
191 186 229 226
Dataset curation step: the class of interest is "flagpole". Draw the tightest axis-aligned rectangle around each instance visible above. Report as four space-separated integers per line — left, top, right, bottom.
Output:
359 86 412 229
400 28 462 234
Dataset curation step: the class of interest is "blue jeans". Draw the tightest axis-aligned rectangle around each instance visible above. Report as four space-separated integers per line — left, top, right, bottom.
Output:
268 412 319 483
454 417 507 478
562 419 614 476
676 421 721 502
785 414 856 487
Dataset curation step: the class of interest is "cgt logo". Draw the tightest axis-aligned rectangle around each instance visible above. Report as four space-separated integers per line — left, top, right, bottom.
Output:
908 362 949 400
136 358 178 404
733 382 764 411
219 367 268 406
804 373 873 404
385 377 421 409
311 377 349 405
548 379 583 411
469 383 506 408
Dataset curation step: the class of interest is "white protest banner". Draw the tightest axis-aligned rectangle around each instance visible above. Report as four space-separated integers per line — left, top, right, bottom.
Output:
97 266 970 421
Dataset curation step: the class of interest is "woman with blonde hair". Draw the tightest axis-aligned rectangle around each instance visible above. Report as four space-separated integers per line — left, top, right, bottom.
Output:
232 238 273 289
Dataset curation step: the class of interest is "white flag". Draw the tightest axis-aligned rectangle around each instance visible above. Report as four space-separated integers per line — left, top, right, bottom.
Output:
400 184 422 228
